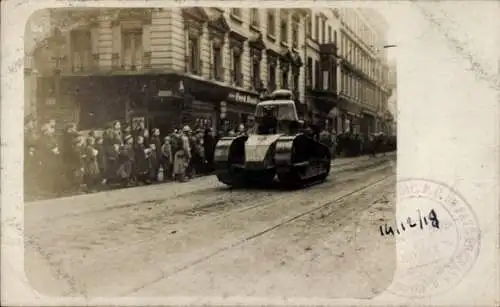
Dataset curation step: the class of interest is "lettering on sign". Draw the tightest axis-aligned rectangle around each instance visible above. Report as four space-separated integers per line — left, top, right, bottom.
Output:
227 92 259 105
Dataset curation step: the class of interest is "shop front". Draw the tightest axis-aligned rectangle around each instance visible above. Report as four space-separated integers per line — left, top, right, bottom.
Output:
337 95 362 133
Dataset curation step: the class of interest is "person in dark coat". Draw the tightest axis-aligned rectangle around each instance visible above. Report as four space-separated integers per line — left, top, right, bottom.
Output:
39 123 61 196
150 128 162 158
119 135 135 186
61 123 80 190
134 135 151 184
95 137 107 182
148 143 159 181
82 137 101 192
203 128 216 174
106 142 121 186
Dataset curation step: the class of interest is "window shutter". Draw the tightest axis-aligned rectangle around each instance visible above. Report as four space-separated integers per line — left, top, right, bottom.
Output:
142 24 151 52
91 26 99 54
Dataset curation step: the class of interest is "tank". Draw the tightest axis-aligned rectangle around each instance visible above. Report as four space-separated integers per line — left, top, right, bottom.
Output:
214 89 331 188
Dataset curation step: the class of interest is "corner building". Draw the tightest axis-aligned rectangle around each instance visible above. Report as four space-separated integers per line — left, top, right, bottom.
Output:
26 8 308 132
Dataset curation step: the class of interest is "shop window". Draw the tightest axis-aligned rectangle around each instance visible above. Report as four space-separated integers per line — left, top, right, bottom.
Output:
232 48 243 86
267 10 276 38
280 12 288 44
250 8 260 28
70 29 94 72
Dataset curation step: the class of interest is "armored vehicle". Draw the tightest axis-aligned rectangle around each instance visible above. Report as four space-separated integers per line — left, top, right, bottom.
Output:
214 89 331 188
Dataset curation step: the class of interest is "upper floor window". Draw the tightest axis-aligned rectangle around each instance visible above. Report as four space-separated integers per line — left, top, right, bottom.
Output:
122 28 143 71
231 8 242 18
321 19 326 43
306 15 312 37
267 9 276 37
291 17 299 48
306 57 313 86
250 8 260 28
212 42 224 81
314 15 319 40
280 11 288 44
70 29 94 72
187 34 201 75
232 47 243 86
328 26 332 43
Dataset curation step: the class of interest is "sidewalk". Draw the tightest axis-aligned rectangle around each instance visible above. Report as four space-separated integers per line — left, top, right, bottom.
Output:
26 153 395 213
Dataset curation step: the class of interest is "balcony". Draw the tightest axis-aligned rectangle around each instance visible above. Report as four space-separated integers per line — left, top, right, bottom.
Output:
319 43 337 55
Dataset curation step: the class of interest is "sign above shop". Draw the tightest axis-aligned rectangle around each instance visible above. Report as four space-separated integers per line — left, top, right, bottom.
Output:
227 91 259 105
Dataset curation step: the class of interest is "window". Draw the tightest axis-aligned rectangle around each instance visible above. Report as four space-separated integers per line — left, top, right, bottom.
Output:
306 57 313 87
314 60 320 88
212 43 223 81
280 12 288 44
250 8 259 27
281 69 288 89
334 30 337 44
267 10 276 37
187 35 200 75
268 62 277 91
292 69 299 91
314 15 319 40
292 18 299 48
321 19 326 43
122 28 143 70
251 54 261 89
232 48 243 86
70 29 93 72
231 8 242 18
306 15 312 37
328 26 332 43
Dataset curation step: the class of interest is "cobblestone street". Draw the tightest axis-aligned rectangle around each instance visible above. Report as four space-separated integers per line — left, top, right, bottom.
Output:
25 153 396 298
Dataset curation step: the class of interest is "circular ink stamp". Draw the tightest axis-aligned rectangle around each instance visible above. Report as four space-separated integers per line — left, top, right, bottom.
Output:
385 178 481 298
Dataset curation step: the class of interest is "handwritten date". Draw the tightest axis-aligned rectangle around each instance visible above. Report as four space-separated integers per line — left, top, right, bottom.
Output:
380 209 440 236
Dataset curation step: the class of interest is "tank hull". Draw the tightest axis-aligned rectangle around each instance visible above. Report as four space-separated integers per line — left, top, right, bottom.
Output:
214 133 331 188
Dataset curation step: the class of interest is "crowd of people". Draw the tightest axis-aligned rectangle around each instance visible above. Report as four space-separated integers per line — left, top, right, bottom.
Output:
24 115 396 200
24 116 229 200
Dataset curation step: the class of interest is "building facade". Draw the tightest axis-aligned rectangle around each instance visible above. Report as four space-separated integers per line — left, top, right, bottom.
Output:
25 7 392 136
303 9 341 129
26 8 307 132
336 8 392 135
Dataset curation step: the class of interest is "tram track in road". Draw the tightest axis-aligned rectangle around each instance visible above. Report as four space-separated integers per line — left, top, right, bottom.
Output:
24 156 396 296
53 157 394 263
124 170 395 296
28 155 393 234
